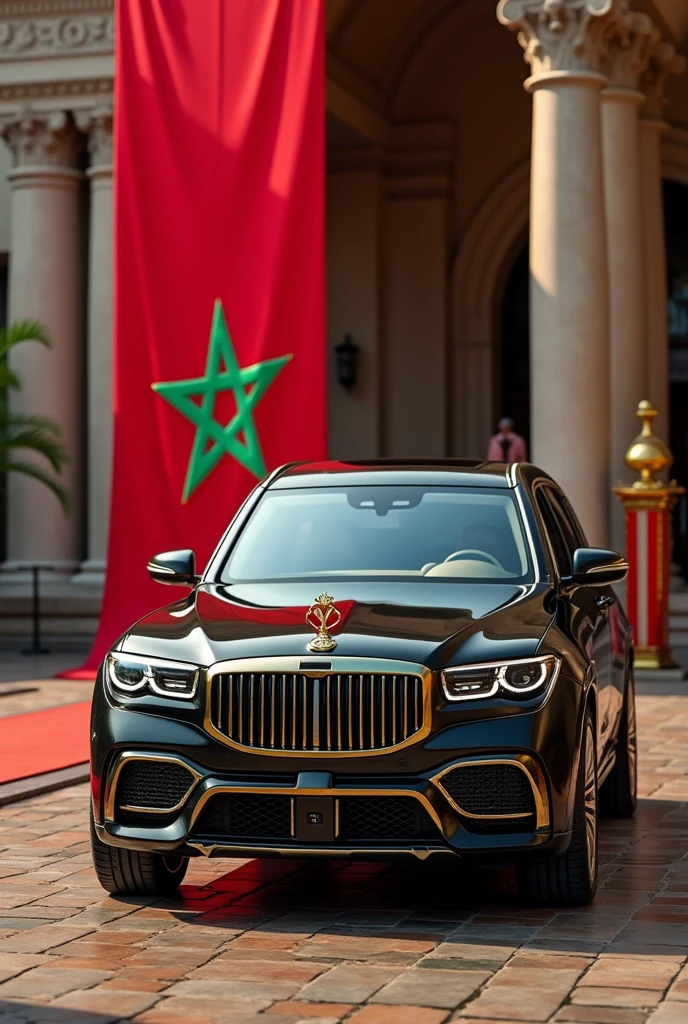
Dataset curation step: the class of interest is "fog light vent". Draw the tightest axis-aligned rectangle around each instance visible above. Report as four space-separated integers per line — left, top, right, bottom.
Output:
117 759 195 810
439 763 535 818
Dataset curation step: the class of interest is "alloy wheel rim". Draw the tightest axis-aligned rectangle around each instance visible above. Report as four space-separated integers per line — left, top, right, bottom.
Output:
627 679 637 794
584 721 597 882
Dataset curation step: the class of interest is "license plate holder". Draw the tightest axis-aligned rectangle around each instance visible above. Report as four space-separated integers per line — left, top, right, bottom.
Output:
294 797 335 842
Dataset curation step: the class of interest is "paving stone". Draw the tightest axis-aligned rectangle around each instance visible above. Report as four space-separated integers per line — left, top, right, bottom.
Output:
50 986 160 1016
571 987 664 1008
348 1007 450 1024
458 963 585 1021
369 967 488 1009
0 924 97 954
134 995 282 1023
266 1001 354 1018
162 977 300 1001
189 957 326 983
298 965 398 1003
0 952 51 982
646 1006 688 1024
578 957 680 991
553 1007 649 1024
0 966 111 998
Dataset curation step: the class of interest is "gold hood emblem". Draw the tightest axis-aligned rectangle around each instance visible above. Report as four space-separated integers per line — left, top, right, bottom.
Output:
306 593 341 653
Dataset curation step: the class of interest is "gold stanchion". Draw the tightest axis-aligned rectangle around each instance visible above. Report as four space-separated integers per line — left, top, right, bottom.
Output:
614 401 685 670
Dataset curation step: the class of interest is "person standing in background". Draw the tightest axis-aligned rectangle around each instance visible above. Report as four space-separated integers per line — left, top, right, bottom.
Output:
487 417 527 463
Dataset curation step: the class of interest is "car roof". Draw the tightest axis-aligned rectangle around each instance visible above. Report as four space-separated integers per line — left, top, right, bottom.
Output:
266 459 518 490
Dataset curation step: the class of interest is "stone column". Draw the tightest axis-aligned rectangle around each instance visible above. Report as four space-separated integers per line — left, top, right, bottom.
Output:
327 150 383 459
73 104 114 586
601 10 658 551
1 109 84 576
498 0 616 546
639 43 685 445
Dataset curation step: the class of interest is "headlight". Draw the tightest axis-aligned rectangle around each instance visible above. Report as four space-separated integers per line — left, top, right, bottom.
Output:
442 655 560 702
106 654 200 699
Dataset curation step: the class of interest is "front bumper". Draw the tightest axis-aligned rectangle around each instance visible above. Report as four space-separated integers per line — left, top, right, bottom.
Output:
92 655 584 861
96 746 570 862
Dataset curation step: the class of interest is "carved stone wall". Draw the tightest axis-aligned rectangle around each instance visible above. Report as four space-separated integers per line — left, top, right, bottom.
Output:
0 13 113 59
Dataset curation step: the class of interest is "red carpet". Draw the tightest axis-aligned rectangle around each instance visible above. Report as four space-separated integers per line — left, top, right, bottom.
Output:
0 702 91 784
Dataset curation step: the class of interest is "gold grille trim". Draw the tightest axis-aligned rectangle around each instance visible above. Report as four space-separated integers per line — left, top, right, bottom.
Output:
204 657 432 757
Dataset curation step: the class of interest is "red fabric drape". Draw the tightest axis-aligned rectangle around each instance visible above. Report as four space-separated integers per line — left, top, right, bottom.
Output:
64 0 325 676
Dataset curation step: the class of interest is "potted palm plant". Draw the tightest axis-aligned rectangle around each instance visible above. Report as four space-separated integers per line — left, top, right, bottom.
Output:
0 320 70 512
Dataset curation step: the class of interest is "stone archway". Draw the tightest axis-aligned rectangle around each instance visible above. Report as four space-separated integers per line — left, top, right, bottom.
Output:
449 158 530 458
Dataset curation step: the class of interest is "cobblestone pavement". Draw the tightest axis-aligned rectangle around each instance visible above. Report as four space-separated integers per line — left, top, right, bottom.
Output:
1 695 688 1024
0 680 94 718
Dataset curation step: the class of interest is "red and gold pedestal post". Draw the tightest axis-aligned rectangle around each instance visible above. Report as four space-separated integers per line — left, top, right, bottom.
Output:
614 401 685 671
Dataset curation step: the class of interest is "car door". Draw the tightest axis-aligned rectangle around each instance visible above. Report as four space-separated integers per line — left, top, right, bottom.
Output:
556 490 626 742
535 485 615 764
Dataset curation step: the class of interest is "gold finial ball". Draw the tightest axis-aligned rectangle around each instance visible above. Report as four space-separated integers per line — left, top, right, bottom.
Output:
625 400 672 489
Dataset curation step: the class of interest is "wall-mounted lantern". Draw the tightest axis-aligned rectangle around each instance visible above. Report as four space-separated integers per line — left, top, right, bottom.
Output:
334 334 360 392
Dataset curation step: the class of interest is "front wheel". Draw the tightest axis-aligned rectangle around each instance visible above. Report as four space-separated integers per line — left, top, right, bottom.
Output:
90 808 189 896
516 707 598 906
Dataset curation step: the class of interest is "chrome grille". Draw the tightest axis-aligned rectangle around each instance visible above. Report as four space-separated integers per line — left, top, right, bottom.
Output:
209 672 424 752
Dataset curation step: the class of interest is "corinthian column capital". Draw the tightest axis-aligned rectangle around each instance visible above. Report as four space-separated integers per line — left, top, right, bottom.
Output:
641 40 686 121
497 0 618 77
0 107 83 170
602 8 659 90
75 102 113 169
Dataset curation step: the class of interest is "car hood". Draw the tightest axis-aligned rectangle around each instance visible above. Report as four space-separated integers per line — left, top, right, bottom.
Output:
120 580 555 669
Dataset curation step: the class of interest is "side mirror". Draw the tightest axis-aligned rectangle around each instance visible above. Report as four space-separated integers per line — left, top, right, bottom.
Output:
147 549 200 587
566 547 629 587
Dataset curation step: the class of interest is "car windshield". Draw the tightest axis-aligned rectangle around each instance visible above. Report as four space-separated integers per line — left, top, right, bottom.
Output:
221 485 533 584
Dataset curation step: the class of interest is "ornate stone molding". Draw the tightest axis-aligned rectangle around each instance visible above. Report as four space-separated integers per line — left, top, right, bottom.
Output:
641 40 686 121
497 0 618 77
0 13 113 58
602 7 659 90
1 106 83 167
0 76 111 102
75 99 111 166
0 1 111 14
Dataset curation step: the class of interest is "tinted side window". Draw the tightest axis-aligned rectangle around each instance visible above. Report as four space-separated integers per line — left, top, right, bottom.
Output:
535 488 570 576
557 492 588 548
546 488 579 574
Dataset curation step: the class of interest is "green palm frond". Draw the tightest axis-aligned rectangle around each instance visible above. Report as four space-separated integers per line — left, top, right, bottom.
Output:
0 458 71 512
0 319 52 360
0 411 62 434
0 318 71 512
0 365 20 391
0 422 67 472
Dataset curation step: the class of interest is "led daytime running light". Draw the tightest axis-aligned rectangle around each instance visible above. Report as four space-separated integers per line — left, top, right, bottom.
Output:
107 654 199 700
442 655 560 702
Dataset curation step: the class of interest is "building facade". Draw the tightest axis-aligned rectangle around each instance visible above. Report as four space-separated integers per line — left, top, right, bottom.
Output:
0 0 687 623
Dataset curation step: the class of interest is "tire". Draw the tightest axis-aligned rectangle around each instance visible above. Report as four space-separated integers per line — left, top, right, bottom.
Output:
600 668 637 819
90 808 189 896
516 707 598 907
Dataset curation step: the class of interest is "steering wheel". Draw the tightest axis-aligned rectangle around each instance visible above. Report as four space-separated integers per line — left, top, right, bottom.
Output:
443 548 503 568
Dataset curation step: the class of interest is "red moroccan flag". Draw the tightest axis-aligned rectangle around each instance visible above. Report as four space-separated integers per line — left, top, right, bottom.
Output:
67 0 325 675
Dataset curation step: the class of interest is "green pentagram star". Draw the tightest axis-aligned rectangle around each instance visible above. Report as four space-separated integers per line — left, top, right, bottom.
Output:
152 300 292 503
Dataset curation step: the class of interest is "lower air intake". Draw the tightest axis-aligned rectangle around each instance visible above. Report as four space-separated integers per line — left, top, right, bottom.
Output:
116 759 196 810
194 794 292 840
439 763 535 817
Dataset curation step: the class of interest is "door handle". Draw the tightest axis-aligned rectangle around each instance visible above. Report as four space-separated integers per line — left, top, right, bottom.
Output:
596 594 615 608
